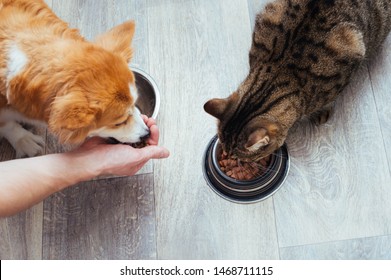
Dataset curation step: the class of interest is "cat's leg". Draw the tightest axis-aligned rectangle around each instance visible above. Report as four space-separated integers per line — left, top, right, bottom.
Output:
310 102 335 126
0 108 45 158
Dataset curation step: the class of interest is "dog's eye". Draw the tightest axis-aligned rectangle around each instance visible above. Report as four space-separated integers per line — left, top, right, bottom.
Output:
115 119 128 126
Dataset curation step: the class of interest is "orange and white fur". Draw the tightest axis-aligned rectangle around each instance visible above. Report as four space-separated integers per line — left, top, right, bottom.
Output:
0 0 149 158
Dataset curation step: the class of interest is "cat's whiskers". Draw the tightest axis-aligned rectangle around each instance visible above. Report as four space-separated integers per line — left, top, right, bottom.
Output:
249 162 263 178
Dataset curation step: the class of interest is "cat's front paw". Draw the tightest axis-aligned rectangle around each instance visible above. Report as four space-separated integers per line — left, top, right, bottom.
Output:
14 131 45 158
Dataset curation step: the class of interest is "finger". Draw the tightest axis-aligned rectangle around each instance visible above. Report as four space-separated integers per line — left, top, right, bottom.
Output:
146 117 156 128
141 114 148 123
139 145 170 161
147 124 159 145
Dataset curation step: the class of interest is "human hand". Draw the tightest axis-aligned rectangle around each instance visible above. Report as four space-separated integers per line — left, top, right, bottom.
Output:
72 116 169 177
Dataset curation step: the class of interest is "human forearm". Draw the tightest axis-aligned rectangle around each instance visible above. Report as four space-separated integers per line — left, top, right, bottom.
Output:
0 152 98 217
0 118 169 218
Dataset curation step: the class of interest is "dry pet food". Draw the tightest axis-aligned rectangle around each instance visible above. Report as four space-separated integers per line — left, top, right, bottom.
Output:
219 151 271 180
107 137 147 148
130 141 148 148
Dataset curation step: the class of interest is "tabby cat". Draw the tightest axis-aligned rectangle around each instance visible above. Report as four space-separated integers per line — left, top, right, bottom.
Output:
204 0 391 162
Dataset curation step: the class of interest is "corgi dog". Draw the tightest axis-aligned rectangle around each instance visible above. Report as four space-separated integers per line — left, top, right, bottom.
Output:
0 0 149 158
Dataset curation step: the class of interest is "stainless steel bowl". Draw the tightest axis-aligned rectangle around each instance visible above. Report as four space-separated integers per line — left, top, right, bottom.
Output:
203 135 290 204
132 67 160 119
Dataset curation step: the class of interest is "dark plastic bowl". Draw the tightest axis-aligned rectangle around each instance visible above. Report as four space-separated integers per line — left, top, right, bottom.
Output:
203 135 290 204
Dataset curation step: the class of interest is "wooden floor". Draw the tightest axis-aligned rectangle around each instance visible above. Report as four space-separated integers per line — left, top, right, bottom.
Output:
1 0 390 260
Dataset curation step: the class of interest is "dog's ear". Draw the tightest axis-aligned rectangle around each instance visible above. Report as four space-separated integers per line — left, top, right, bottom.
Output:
49 91 98 143
95 20 135 63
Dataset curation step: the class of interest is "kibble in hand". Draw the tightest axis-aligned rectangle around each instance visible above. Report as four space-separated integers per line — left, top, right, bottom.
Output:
130 141 148 148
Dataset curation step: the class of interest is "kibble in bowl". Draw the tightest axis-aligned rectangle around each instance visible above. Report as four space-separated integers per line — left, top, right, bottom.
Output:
203 135 290 203
219 151 272 181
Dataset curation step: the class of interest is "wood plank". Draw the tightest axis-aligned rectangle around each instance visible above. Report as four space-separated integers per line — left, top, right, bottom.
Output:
0 127 46 259
148 0 279 259
274 64 391 247
0 204 43 259
44 0 53 8
42 174 156 259
247 0 269 28
280 235 391 260
51 0 149 69
368 34 391 174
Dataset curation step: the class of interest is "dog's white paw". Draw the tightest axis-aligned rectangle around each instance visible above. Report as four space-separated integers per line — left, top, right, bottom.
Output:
0 121 45 158
14 132 45 158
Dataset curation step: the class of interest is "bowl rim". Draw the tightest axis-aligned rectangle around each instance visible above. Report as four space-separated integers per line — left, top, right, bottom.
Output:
202 135 290 204
130 66 160 119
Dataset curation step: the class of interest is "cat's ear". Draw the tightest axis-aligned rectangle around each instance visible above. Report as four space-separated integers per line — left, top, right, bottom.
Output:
204 93 240 120
245 123 279 151
204 98 229 120
245 128 270 152
326 23 366 58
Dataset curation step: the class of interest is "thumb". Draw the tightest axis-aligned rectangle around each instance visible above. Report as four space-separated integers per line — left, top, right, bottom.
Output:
139 145 170 161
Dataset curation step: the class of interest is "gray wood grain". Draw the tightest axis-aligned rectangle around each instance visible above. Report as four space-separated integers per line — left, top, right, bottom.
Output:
0 204 43 259
0 127 46 259
368 34 391 174
274 64 391 248
42 174 156 259
51 0 149 69
247 0 269 28
280 235 391 260
148 0 279 259
45 0 53 7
